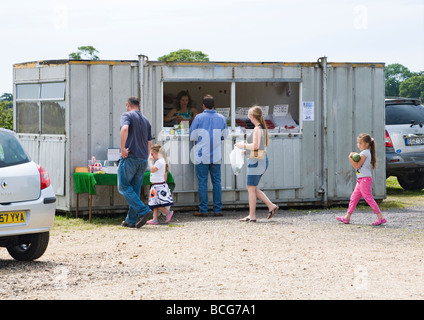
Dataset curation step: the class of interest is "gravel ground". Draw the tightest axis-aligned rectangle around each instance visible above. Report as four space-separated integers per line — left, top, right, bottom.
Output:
0 205 423 300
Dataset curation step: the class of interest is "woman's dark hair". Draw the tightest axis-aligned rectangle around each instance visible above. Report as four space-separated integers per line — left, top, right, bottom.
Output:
175 90 192 110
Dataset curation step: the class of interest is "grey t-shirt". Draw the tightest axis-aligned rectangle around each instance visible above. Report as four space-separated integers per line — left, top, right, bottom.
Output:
120 110 152 159
356 148 372 178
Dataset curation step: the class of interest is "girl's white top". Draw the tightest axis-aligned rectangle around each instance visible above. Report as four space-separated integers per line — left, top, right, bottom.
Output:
150 158 167 183
356 149 372 178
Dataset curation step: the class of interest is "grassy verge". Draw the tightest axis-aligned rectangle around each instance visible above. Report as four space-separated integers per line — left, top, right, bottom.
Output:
53 214 124 231
384 176 424 208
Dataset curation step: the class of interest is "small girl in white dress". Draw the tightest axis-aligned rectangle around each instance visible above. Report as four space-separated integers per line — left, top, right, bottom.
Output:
146 144 174 225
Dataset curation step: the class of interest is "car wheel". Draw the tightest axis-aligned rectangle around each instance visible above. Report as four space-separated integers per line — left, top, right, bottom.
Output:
7 232 50 261
397 172 424 191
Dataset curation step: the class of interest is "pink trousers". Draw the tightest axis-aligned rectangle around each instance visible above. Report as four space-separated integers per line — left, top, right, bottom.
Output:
348 177 381 214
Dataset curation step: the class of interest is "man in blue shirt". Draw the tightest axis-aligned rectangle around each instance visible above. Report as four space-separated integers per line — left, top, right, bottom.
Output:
190 94 228 216
118 96 153 228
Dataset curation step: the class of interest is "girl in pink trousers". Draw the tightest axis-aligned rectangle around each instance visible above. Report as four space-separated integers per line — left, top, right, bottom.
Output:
336 133 387 226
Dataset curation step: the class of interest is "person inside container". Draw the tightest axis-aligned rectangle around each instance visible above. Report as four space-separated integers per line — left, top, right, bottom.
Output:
164 90 198 125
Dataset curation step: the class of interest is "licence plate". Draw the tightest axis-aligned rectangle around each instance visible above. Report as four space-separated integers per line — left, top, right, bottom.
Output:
0 211 26 225
405 137 424 146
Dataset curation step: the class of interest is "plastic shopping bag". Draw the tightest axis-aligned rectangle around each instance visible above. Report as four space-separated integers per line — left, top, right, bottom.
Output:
229 146 244 175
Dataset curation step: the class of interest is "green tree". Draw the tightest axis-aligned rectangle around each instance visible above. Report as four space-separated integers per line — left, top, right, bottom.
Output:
69 46 100 60
0 93 13 102
0 101 13 130
399 74 424 100
385 63 414 97
158 49 209 62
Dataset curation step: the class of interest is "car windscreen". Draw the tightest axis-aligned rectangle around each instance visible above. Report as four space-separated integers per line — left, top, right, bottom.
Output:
386 104 424 125
0 132 30 168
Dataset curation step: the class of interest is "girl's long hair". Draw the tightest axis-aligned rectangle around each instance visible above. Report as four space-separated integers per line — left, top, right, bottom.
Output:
151 143 169 173
249 105 269 146
358 133 377 169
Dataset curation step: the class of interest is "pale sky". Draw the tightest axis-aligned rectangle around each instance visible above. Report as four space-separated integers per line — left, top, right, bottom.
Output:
1 0 423 94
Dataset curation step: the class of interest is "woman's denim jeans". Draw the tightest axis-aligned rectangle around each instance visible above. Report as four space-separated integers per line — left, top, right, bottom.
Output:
195 163 222 214
118 154 151 225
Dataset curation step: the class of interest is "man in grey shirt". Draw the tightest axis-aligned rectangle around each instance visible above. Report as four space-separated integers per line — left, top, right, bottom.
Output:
118 96 152 228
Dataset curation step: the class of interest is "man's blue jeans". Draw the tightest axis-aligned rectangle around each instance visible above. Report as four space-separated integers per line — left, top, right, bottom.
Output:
118 154 151 225
195 163 222 214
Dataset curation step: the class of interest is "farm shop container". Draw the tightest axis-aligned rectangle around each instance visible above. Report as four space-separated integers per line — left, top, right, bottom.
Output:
13 57 385 215
145 58 386 209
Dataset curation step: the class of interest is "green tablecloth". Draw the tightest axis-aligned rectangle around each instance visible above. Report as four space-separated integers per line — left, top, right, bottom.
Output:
73 171 175 195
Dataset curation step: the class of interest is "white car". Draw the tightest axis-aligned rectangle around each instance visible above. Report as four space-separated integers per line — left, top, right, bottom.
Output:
0 128 56 261
385 98 424 190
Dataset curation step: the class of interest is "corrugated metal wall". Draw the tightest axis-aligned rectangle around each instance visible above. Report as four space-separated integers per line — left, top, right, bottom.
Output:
326 64 386 201
68 61 139 211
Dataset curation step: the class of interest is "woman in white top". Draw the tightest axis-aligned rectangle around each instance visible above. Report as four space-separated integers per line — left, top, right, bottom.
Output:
147 144 174 225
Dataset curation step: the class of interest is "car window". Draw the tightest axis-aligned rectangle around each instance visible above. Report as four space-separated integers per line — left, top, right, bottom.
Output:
386 104 424 125
0 132 30 168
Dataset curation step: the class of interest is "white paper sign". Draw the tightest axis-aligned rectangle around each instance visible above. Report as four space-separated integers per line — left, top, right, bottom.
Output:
273 104 289 117
302 101 314 121
236 106 269 118
216 108 230 118
235 107 249 118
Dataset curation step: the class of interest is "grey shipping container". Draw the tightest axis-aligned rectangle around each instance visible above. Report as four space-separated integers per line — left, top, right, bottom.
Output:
12 56 386 215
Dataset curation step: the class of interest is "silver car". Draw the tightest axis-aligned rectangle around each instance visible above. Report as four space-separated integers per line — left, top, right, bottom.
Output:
0 128 56 261
385 98 424 190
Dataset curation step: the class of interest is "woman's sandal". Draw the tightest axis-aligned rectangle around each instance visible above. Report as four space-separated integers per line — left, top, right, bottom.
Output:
239 217 257 222
267 205 279 219
336 216 350 224
146 219 159 225
372 218 387 226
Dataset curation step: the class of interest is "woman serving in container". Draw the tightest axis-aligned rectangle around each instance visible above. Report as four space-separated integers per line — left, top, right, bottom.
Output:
164 90 198 124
